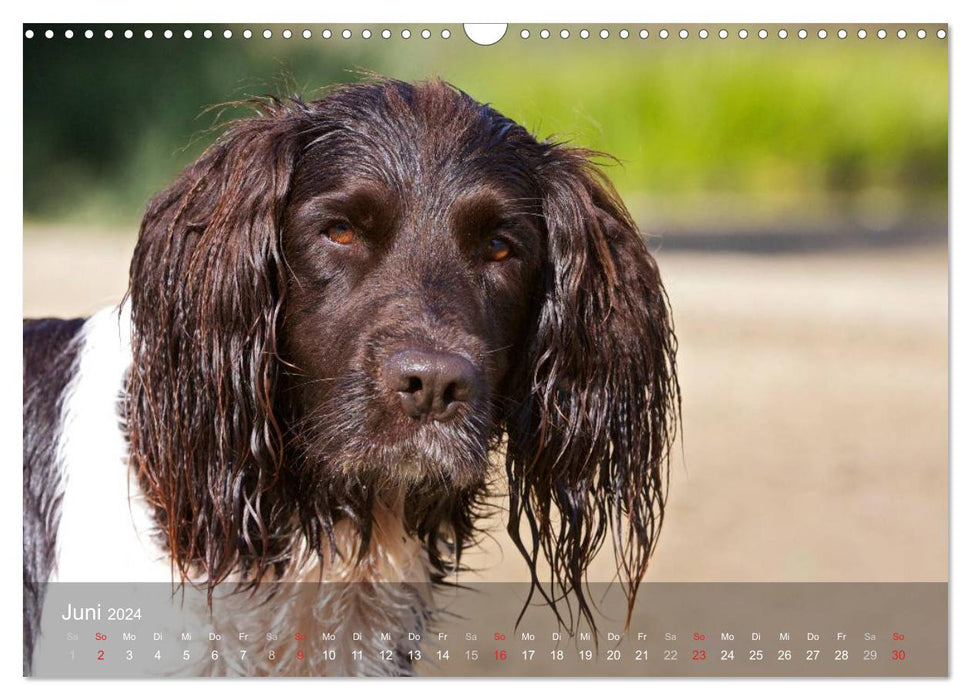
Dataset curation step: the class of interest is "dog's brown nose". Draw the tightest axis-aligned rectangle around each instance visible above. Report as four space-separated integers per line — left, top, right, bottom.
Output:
383 350 478 421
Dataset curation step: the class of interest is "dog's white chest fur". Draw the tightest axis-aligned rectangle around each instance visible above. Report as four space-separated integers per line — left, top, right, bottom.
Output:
42 305 432 675
51 304 171 583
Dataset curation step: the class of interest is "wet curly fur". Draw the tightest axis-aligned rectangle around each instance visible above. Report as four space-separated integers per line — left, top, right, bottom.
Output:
124 78 680 633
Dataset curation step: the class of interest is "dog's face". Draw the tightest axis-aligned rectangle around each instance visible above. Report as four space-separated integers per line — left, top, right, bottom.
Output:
128 80 679 624
280 94 546 486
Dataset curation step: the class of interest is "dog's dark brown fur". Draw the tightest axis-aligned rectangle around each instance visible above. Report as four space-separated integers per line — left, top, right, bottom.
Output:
126 78 680 630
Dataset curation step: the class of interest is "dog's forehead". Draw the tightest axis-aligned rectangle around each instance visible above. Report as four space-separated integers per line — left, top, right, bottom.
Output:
297 84 542 199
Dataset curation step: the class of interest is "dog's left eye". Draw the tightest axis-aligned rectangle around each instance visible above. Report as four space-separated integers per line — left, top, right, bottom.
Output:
324 222 356 245
485 236 512 262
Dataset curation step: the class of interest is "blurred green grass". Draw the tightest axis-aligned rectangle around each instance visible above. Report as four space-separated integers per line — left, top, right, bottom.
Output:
23 26 947 228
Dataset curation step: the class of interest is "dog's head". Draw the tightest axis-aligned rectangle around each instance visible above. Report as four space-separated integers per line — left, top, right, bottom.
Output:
128 79 679 625
278 84 546 488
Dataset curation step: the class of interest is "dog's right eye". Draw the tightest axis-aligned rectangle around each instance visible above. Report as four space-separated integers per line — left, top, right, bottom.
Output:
324 222 356 245
485 236 512 262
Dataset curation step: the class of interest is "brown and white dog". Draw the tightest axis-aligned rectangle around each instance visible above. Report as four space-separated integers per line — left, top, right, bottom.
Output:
23 79 680 675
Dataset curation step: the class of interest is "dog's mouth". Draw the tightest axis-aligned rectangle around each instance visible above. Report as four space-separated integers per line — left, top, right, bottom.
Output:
339 418 493 486
296 405 494 488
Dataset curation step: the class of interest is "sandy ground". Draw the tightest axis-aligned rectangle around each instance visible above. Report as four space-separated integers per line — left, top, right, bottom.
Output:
24 227 948 583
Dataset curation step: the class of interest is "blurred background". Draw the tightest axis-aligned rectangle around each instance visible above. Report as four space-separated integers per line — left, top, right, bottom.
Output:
23 24 948 583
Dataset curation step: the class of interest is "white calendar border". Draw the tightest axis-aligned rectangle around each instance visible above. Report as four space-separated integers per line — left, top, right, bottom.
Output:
3 0 965 697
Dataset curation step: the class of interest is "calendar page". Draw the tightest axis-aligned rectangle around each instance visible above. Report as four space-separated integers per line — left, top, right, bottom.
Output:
22 22 949 678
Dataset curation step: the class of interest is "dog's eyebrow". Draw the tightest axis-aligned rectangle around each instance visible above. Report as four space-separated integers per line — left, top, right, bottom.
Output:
296 180 395 224
449 187 517 235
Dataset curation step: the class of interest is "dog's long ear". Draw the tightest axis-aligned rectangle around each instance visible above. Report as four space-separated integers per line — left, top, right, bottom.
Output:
127 100 312 585
506 147 680 630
